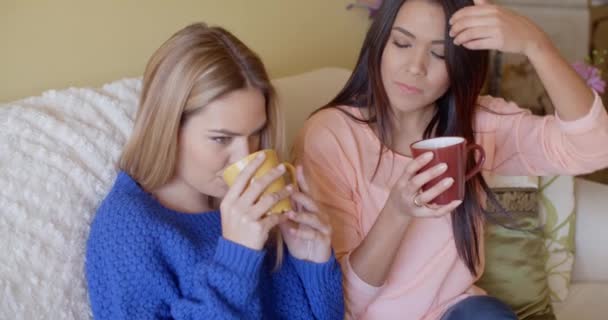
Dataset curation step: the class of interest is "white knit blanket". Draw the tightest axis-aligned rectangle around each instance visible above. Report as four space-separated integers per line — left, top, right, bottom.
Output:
0 79 140 319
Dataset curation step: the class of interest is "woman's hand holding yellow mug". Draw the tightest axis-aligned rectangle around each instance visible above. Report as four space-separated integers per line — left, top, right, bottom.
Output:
222 150 333 263
279 166 332 263
220 151 293 250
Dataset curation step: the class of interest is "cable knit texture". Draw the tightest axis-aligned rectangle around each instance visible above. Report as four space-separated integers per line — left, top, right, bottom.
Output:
86 171 344 320
0 78 141 319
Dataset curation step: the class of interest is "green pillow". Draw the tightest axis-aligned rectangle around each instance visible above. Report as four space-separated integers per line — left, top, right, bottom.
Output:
476 188 555 320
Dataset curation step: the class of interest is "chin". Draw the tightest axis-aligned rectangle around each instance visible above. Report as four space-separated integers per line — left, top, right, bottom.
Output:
211 182 229 198
195 179 227 199
390 98 427 113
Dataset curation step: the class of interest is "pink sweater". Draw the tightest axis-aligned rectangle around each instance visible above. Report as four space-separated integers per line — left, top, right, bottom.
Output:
293 92 608 320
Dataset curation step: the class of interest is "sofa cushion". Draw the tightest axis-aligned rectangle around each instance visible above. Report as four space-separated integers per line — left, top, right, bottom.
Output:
553 282 608 320
572 178 608 282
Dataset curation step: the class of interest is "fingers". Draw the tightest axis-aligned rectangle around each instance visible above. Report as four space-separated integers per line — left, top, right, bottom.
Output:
453 26 499 47
287 226 321 240
290 191 320 213
459 37 500 50
223 153 266 203
428 200 463 218
250 184 295 219
240 164 287 206
449 15 498 39
416 177 455 204
259 213 285 233
401 152 434 181
409 162 448 190
283 217 327 241
286 211 331 236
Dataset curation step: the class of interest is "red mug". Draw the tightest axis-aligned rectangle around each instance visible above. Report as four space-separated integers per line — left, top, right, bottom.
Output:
410 137 485 205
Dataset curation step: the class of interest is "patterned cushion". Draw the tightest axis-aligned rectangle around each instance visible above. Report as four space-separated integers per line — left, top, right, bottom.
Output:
539 176 576 301
478 187 556 320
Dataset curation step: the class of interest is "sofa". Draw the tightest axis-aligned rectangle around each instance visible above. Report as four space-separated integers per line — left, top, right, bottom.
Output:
1 67 607 319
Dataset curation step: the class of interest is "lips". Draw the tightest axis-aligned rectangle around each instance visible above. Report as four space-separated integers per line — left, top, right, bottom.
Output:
395 81 423 95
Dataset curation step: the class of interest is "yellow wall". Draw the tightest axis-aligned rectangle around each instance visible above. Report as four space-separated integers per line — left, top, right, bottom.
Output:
0 0 370 102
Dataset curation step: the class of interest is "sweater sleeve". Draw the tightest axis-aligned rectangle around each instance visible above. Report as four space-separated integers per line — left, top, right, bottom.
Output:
477 91 608 176
293 111 382 319
86 210 265 320
287 253 345 320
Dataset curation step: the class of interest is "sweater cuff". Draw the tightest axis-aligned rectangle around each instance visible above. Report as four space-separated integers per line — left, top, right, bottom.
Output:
341 252 384 296
555 90 607 134
214 237 266 277
288 253 341 285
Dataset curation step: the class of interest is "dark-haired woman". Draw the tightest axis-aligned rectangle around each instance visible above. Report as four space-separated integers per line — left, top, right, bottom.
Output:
293 0 608 319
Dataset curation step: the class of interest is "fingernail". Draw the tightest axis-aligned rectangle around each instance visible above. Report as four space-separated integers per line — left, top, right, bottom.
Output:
437 163 448 171
257 153 266 159
444 178 454 186
454 200 463 206
286 184 294 192
424 152 434 160
278 164 285 172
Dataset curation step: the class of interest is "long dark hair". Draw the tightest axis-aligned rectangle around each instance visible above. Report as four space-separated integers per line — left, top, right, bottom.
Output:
318 0 495 276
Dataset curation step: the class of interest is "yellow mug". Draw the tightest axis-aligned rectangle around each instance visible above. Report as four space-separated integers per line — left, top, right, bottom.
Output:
223 149 297 215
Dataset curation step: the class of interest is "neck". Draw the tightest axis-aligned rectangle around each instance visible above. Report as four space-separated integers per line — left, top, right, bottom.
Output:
389 105 436 156
152 178 212 214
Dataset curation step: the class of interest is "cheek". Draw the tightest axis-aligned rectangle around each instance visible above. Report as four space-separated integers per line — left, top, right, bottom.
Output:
428 64 450 93
179 139 225 179
380 48 398 77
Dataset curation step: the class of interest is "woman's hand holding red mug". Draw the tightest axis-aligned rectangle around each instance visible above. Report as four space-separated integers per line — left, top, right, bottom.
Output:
385 151 463 219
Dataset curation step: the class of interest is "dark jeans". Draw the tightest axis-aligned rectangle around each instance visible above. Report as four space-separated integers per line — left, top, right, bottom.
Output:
441 296 517 320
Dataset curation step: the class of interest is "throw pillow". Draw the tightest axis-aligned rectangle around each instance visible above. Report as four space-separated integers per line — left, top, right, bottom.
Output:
477 187 556 320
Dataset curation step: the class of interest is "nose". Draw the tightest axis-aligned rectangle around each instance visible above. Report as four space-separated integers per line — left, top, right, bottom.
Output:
406 47 428 77
230 139 252 164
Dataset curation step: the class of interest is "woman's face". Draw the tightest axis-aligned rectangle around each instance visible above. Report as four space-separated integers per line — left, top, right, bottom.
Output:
380 0 451 113
175 87 267 199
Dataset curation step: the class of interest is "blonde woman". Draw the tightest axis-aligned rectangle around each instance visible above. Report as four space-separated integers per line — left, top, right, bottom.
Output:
85 23 344 320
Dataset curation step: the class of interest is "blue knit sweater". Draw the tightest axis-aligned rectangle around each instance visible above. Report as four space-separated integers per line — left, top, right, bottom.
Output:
86 172 344 319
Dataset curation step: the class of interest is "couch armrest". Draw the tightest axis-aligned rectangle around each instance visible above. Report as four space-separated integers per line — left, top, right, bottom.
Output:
572 177 608 281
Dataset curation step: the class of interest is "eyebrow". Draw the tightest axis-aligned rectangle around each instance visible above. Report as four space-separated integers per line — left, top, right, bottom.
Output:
392 26 445 45
208 122 268 136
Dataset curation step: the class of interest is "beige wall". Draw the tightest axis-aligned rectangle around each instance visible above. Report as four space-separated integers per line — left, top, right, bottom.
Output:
0 0 369 102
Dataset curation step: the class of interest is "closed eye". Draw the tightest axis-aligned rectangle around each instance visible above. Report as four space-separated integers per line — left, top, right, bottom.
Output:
431 52 445 59
393 41 411 49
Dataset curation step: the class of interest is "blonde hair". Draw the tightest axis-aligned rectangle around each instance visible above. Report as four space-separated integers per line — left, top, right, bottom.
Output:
120 22 284 190
119 23 285 267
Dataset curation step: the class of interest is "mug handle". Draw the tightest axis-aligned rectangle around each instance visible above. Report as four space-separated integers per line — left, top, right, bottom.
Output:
282 162 300 192
465 144 486 181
